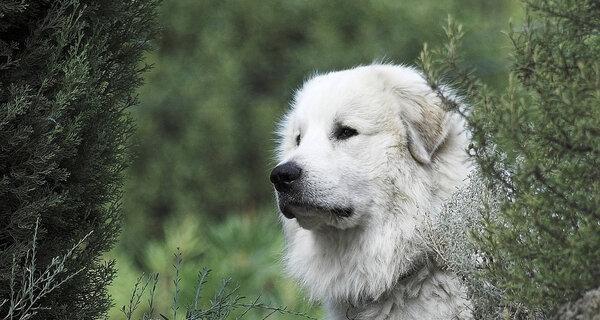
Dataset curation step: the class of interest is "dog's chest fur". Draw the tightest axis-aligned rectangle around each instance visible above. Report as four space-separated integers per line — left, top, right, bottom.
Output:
327 268 472 320
283 216 472 320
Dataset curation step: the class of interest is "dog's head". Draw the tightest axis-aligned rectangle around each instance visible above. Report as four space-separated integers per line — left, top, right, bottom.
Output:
272 64 465 230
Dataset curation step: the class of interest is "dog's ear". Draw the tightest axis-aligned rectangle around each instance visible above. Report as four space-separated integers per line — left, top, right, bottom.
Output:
374 65 457 164
403 110 452 164
392 87 453 165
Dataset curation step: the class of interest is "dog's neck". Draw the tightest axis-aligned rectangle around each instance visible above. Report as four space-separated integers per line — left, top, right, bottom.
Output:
298 216 431 298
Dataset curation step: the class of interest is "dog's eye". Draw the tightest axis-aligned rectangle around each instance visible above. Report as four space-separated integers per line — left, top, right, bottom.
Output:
334 126 359 140
295 134 301 146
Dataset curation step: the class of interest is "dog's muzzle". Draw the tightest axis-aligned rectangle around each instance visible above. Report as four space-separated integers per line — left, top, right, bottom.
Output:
270 162 354 220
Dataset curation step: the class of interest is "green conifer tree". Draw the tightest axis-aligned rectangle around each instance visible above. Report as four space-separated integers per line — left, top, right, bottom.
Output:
0 1 157 318
421 0 599 314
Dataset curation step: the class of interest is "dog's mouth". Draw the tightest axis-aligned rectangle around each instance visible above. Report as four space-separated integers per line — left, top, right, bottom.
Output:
280 201 353 219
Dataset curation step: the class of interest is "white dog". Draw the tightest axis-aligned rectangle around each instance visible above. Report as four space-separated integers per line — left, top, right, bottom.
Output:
270 64 472 320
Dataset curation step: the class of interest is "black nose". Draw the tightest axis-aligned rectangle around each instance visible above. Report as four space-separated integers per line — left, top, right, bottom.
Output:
270 162 302 192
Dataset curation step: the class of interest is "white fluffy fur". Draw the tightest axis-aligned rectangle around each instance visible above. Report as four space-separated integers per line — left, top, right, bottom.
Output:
274 64 472 319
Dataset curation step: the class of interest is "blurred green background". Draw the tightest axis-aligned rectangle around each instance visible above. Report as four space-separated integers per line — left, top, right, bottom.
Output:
107 0 522 318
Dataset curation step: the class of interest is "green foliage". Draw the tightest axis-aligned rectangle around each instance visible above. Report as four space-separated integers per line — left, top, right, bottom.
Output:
109 212 322 320
420 170 542 319
118 250 316 320
0 0 158 318
121 0 521 256
420 0 600 314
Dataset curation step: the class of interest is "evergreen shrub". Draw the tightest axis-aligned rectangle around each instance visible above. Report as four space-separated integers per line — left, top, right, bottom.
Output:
0 1 158 318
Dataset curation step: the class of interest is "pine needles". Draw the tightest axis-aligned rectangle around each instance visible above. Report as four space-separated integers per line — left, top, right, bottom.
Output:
1 219 90 320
